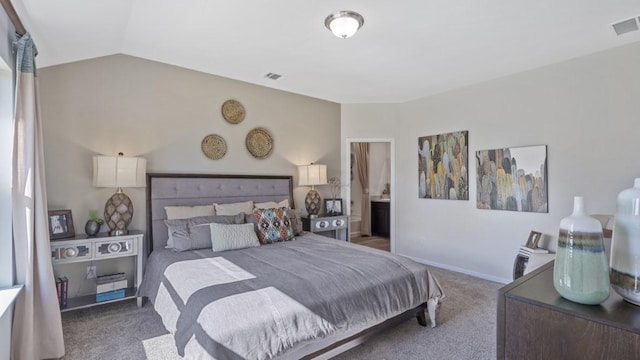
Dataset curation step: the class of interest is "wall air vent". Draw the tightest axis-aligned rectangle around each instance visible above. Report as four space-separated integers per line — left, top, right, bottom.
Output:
264 72 283 80
612 17 639 36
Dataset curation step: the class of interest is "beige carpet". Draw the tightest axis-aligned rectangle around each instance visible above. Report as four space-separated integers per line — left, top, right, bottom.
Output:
61 267 500 359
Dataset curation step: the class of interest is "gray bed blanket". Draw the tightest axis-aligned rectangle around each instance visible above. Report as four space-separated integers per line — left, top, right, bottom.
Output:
139 233 444 359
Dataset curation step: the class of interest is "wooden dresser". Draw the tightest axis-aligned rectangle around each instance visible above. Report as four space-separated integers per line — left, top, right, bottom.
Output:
497 261 640 360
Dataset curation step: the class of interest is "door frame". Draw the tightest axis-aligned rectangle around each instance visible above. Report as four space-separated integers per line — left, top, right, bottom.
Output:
345 138 395 254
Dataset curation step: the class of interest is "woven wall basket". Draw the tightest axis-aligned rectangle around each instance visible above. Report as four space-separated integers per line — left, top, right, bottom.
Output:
221 99 245 124
201 134 227 160
246 127 273 159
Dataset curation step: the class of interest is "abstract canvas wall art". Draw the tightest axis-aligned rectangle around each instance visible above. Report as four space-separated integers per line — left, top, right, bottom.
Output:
418 131 468 200
476 145 547 212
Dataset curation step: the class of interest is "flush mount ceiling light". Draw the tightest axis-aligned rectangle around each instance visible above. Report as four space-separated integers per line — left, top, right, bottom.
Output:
324 11 364 39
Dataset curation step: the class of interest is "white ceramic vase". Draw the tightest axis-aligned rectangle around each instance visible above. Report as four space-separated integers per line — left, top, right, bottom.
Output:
610 178 640 305
553 196 610 305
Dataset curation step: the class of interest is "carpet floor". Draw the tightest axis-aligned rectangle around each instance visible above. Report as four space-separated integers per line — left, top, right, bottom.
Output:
61 267 501 360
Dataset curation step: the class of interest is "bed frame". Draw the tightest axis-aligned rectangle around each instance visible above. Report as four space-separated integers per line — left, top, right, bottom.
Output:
144 172 429 359
146 173 294 253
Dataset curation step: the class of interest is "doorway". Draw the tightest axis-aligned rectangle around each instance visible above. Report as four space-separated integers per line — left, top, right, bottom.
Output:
345 139 394 253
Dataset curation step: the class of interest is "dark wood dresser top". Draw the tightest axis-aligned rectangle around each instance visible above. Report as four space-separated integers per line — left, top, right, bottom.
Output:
499 261 640 334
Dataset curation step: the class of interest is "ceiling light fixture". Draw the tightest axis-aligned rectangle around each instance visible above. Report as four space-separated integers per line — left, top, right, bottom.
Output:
324 11 364 39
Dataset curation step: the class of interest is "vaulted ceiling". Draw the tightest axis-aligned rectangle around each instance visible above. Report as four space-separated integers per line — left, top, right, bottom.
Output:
12 0 640 103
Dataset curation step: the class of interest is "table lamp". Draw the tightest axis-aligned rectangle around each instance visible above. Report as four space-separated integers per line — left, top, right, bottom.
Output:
298 163 327 218
93 153 146 236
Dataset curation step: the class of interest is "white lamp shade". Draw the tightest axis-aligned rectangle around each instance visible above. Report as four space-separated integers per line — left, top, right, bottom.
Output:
298 164 327 186
93 155 147 188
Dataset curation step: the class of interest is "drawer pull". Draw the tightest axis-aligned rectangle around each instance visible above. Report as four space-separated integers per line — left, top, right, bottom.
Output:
64 247 78 257
108 242 122 253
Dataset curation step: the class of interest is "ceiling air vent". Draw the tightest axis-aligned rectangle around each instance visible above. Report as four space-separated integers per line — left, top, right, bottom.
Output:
264 72 283 80
612 17 639 36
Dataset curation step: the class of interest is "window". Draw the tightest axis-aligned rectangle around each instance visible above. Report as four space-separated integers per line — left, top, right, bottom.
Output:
0 57 13 287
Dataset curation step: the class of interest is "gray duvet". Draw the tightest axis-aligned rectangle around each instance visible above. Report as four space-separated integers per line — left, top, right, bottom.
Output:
139 233 444 359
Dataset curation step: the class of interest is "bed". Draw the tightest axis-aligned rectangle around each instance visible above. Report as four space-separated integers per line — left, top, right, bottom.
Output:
139 173 444 359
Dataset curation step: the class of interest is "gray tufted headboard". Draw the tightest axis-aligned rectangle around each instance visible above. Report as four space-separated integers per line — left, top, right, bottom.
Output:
146 173 294 253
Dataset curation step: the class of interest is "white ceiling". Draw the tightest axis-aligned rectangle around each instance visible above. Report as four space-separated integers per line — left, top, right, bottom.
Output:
12 0 640 104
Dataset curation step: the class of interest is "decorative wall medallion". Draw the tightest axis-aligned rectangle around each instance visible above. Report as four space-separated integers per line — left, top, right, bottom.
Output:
201 134 227 160
221 99 245 124
246 127 273 159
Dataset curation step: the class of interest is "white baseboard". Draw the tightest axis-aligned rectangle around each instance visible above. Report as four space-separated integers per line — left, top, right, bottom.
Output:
398 254 511 284
350 231 361 238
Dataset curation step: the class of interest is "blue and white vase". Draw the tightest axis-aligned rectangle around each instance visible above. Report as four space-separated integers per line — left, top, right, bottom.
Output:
553 196 610 305
610 178 640 305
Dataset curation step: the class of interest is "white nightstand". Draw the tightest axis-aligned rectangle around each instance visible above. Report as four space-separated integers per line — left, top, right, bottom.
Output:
50 231 144 311
302 215 349 241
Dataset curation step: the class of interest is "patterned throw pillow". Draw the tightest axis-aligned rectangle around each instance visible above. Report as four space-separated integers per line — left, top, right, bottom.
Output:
253 207 294 244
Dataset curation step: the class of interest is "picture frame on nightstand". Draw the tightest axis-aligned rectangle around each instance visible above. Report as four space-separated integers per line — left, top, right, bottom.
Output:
525 230 542 249
324 198 343 216
48 209 75 240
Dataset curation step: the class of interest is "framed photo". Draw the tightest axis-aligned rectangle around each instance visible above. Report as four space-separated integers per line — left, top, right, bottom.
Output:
324 198 343 216
525 231 542 249
48 209 75 240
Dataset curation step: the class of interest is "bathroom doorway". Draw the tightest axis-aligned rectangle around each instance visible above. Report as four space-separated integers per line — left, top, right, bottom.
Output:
346 139 394 253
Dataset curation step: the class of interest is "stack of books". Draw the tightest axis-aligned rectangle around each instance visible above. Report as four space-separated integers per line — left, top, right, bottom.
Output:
96 272 127 302
55 277 68 309
518 245 549 257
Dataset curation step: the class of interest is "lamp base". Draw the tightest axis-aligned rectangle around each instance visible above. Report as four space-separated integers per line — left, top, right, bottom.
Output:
104 190 133 236
109 229 128 236
305 189 321 217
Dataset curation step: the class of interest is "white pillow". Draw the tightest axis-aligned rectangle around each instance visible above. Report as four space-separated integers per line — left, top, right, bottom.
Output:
254 199 290 209
214 201 254 216
165 205 216 248
210 223 260 252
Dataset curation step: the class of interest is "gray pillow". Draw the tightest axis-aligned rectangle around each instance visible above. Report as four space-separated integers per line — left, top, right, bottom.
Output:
164 218 190 247
210 223 261 252
165 214 245 252
245 213 258 232
287 209 304 236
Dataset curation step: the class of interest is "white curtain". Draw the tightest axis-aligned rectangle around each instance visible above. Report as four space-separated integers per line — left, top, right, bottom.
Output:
11 33 65 360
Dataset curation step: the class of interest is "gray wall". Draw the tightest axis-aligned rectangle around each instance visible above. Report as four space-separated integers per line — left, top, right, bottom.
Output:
39 54 341 237
342 42 640 282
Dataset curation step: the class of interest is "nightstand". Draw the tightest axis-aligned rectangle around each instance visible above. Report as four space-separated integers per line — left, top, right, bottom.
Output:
50 231 144 311
302 215 349 241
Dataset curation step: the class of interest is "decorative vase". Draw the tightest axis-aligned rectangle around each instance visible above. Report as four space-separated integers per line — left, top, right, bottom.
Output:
85 220 101 236
553 196 610 305
610 178 640 305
